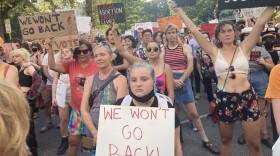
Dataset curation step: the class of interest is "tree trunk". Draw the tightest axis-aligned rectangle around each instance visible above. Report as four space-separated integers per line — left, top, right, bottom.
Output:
0 15 4 39
85 0 93 22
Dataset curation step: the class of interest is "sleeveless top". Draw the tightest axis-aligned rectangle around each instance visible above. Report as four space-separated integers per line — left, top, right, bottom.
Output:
19 69 32 87
165 45 187 70
155 64 166 92
88 70 118 133
215 47 249 76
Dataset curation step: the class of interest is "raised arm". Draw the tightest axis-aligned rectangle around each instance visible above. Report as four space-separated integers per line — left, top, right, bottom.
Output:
241 6 276 55
44 37 67 73
111 23 141 64
172 1 217 58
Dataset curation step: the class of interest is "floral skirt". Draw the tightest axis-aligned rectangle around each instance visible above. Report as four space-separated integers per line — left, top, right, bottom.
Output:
214 87 260 124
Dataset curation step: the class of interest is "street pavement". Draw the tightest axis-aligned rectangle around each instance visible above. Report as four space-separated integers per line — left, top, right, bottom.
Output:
35 86 273 156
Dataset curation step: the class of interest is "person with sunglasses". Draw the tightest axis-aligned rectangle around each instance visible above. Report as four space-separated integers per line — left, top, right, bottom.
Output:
81 43 127 151
44 38 99 156
163 23 219 155
111 23 175 103
237 27 275 148
172 1 276 155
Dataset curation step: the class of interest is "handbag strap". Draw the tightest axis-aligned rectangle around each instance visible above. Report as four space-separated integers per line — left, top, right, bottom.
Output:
96 73 121 92
222 46 238 90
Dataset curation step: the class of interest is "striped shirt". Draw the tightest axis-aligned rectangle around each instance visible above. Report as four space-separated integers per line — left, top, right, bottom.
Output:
165 45 187 70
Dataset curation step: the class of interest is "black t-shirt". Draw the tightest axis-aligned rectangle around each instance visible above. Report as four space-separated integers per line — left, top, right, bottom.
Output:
115 95 181 128
269 50 279 65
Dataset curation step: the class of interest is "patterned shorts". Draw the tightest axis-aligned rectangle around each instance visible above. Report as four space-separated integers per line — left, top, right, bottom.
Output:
214 87 260 124
68 109 86 135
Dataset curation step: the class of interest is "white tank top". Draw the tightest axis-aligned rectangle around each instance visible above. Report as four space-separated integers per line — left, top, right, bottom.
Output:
215 47 249 76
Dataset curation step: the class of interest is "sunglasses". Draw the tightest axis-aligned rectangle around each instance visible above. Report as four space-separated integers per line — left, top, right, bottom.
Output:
227 66 236 79
77 49 89 55
146 47 159 52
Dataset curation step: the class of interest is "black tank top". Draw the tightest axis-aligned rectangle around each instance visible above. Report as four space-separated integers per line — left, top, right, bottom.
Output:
19 69 32 87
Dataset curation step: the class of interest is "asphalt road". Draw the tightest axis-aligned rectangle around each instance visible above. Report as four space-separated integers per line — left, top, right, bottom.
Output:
35 86 273 156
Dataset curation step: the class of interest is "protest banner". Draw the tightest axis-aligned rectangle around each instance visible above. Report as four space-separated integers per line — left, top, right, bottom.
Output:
157 14 182 31
97 3 126 25
218 0 280 10
52 35 79 51
200 23 217 38
18 11 78 40
76 16 92 34
96 105 175 156
241 7 266 19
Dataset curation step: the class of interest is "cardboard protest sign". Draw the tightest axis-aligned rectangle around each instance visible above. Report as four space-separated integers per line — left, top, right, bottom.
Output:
218 0 280 10
98 3 126 25
157 14 182 31
241 7 266 19
96 105 175 156
249 51 261 61
76 16 92 34
200 23 217 38
18 11 78 40
52 35 79 51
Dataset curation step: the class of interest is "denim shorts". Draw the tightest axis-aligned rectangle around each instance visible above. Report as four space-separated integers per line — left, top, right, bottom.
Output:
173 73 195 104
249 70 269 98
214 87 260 124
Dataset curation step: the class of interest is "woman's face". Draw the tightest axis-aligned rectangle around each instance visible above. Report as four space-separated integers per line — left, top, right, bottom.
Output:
130 67 154 97
62 49 73 60
146 42 160 60
155 33 162 43
125 38 133 48
78 44 91 62
12 54 24 65
218 24 236 45
93 47 112 69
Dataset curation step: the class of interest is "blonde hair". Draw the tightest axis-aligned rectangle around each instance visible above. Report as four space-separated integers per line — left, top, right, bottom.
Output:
11 48 30 61
163 24 183 47
0 82 31 156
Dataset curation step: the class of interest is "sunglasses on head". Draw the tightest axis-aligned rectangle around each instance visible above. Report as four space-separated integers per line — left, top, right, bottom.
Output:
227 66 236 79
77 49 89 55
146 47 159 52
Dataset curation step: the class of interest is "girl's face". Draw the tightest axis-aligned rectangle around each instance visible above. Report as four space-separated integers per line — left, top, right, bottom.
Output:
62 49 73 60
93 46 112 69
125 38 133 48
146 42 161 60
218 24 236 45
77 44 91 62
129 67 154 98
12 54 24 65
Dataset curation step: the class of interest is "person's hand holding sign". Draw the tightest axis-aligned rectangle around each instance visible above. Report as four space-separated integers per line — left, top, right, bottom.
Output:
44 36 54 51
111 22 119 33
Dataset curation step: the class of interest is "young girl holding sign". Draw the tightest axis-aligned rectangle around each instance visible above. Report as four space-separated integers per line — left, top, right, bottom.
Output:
172 1 276 155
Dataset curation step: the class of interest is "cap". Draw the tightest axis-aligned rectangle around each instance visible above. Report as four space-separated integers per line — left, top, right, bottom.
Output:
240 27 253 35
262 34 275 41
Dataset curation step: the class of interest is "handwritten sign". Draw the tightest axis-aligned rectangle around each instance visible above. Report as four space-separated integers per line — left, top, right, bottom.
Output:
96 105 175 156
218 0 280 10
76 16 92 34
157 14 182 31
97 3 126 25
200 23 217 38
18 11 78 40
52 35 79 51
240 7 266 19
249 51 261 61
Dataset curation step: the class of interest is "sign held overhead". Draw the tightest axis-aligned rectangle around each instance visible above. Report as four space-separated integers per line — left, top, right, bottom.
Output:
218 0 280 10
97 3 126 25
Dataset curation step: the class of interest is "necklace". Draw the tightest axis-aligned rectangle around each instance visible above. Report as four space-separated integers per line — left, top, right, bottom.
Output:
134 97 154 107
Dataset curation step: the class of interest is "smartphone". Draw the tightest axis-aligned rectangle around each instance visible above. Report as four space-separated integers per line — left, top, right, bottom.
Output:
175 0 196 7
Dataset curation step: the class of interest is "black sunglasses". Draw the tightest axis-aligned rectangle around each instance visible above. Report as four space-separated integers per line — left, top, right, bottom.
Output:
146 47 159 52
77 49 89 55
227 66 236 79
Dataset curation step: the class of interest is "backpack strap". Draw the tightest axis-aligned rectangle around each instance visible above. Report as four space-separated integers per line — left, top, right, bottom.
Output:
4 64 10 78
121 95 133 106
155 93 172 107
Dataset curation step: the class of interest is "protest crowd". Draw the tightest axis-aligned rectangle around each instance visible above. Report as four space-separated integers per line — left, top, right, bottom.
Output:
1 0 280 156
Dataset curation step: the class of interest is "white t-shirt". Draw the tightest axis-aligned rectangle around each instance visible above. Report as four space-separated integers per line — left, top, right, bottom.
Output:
42 53 60 85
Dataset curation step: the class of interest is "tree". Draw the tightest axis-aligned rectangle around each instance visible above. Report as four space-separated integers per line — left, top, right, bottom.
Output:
143 0 170 22
0 0 35 40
